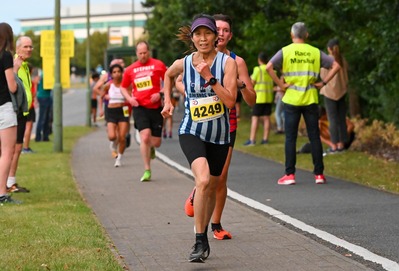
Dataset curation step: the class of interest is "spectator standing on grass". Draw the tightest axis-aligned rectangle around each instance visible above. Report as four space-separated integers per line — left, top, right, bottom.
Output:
244 52 274 146
35 71 52 142
0 22 22 204
266 22 340 185
7 36 34 193
22 64 38 153
320 38 349 154
274 85 285 134
318 106 355 155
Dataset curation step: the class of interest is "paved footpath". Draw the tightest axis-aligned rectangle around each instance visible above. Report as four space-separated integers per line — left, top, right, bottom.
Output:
72 125 374 271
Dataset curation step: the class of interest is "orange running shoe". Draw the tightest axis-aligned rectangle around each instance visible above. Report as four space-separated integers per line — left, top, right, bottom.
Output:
184 187 195 217
213 228 232 240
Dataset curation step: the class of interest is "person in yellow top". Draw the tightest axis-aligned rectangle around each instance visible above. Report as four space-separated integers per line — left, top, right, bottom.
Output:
244 52 274 146
7 36 33 194
266 22 340 185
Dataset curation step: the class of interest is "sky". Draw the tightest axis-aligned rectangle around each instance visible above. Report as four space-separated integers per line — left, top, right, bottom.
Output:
0 0 131 35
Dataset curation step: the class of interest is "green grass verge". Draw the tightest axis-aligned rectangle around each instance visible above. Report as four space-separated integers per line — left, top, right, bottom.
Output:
235 118 399 194
0 127 124 271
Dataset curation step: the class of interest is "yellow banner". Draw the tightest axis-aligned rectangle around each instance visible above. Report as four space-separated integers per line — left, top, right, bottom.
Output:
40 30 75 58
41 30 74 89
42 57 71 89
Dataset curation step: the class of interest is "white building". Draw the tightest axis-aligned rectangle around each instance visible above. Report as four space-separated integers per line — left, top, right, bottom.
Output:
19 2 151 45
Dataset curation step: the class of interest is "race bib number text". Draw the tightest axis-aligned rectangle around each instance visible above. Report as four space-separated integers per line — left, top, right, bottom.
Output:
190 96 224 122
134 76 153 91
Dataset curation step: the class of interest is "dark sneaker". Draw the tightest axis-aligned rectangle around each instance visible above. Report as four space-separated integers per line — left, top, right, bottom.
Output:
0 195 22 205
7 183 30 193
243 139 255 146
22 148 34 154
125 133 131 148
189 239 210 263
323 148 338 156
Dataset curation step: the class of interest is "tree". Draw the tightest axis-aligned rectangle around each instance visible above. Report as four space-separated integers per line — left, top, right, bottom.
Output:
141 0 399 125
71 31 108 74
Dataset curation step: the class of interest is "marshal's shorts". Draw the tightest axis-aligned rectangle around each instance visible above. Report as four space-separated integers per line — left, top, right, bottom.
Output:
252 103 272 117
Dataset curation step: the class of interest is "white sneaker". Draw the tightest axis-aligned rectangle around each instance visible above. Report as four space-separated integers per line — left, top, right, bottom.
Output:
114 158 122 167
109 141 118 158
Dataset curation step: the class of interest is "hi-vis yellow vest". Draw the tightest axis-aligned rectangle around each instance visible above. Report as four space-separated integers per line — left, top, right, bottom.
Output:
252 64 274 103
15 58 32 115
282 43 320 106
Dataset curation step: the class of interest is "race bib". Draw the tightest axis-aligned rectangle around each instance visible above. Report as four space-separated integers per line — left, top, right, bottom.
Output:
134 76 153 91
190 96 225 123
122 106 129 117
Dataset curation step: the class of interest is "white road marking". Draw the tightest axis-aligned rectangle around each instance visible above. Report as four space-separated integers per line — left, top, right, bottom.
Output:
156 151 399 271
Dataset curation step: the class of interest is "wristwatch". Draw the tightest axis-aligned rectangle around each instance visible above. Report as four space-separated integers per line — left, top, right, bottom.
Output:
208 77 217 86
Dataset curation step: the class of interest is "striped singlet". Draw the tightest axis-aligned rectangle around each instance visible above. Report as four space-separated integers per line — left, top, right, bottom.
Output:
178 51 230 145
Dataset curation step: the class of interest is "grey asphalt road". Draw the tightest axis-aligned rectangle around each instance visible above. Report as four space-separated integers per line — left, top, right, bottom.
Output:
63 87 399 269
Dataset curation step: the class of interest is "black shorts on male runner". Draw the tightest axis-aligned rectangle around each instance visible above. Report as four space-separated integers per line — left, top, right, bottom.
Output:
132 106 163 137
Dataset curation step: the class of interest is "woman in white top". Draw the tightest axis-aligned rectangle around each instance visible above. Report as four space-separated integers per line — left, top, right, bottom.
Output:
98 64 129 167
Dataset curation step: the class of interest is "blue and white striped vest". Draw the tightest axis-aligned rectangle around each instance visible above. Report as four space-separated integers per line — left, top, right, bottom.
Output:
179 51 230 144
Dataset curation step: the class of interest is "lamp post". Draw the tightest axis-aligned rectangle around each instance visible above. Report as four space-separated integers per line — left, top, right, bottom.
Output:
86 0 91 127
132 0 135 45
53 0 63 152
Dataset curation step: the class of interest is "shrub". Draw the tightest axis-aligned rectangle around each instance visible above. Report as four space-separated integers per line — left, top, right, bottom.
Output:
351 118 399 162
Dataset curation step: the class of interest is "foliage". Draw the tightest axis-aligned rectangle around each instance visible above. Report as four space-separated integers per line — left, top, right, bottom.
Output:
142 0 399 125
332 0 399 126
351 118 399 162
71 31 108 73
142 0 255 66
